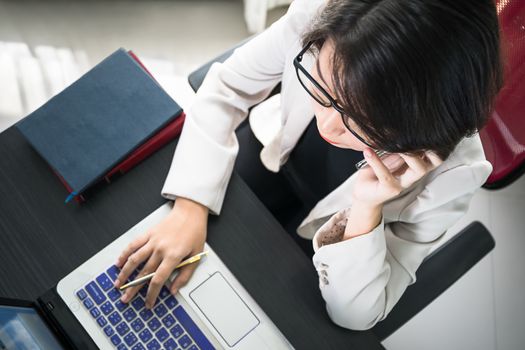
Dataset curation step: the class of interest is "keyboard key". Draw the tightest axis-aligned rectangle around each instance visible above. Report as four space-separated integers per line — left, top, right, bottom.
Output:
100 301 115 315
124 308 137 322
189 345 198 350
103 325 114 337
116 321 130 336
174 306 215 350
107 265 120 281
96 316 107 327
110 334 121 346
159 286 170 299
147 318 161 332
178 334 192 349
146 339 161 350
164 295 178 309
170 324 184 339
85 281 107 305
131 318 145 332
89 307 100 318
164 338 178 350
96 273 113 291
132 344 146 350
153 304 167 318
76 289 87 300
124 332 139 346
155 327 169 343
139 309 154 321
108 288 122 302
138 329 153 343
82 298 94 310
117 344 127 350
139 286 148 298
115 300 128 312
108 312 123 326
131 296 145 311
162 314 176 328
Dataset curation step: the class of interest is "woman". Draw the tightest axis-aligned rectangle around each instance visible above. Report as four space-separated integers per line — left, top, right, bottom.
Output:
113 0 502 330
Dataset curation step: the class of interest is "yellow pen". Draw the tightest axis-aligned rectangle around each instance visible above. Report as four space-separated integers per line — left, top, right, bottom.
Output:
118 251 209 291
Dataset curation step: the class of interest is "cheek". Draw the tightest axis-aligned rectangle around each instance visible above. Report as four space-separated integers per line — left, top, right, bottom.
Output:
314 117 367 151
310 100 369 151
349 139 366 152
310 98 322 115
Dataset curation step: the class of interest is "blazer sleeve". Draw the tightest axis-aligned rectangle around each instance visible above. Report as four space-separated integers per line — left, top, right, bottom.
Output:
161 0 313 214
311 161 492 331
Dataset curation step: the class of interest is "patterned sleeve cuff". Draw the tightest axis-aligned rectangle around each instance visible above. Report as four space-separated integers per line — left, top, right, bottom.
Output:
313 208 351 251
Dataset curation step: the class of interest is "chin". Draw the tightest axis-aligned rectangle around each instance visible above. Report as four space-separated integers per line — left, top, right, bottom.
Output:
322 135 366 151
334 143 358 150
336 142 366 151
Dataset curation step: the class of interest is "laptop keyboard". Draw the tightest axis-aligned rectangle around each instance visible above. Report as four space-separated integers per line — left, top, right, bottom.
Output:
75 264 216 350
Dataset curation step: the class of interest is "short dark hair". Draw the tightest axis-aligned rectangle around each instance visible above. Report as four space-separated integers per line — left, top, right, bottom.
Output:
302 0 503 160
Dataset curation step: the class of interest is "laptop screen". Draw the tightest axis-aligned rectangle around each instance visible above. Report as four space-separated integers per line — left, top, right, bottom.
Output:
0 304 65 350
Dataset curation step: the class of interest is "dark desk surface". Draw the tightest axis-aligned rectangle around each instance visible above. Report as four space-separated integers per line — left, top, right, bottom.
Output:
0 125 383 350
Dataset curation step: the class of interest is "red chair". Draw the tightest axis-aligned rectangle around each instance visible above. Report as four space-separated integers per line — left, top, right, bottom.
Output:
481 0 525 189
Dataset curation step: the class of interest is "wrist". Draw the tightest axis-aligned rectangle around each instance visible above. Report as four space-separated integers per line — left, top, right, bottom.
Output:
350 192 386 208
173 197 209 218
343 200 383 239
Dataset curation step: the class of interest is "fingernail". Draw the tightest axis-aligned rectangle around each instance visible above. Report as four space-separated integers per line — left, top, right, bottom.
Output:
146 302 151 309
121 295 127 303
364 149 373 158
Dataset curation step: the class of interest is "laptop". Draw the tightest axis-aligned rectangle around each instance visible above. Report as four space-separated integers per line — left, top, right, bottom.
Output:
0 202 293 349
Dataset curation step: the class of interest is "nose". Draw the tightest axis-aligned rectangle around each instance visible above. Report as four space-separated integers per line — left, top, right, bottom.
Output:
318 108 344 135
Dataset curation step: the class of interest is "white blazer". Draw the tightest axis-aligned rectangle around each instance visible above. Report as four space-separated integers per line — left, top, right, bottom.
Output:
161 0 493 330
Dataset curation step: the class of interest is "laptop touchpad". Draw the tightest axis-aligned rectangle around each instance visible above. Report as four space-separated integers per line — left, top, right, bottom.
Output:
189 272 260 347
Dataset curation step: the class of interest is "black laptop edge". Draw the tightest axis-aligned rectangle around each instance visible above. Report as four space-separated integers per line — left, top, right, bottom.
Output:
1 286 98 350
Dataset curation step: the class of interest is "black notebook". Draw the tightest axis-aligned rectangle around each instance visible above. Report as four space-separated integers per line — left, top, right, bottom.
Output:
16 48 183 202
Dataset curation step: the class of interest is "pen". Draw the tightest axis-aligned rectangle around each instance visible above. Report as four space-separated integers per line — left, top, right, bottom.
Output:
355 149 389 170
118 251 209 291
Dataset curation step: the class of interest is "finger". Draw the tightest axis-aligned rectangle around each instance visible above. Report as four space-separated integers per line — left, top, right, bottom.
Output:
425 151 444 168
398 153 428 175
121 251 161 303
116 234 150 268
381 154 405 173
145 258 180 309
169 262 200 296
363 148 397 184
115 243 153 288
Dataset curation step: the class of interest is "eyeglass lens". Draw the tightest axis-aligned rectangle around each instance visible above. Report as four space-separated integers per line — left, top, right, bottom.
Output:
296 67 332 107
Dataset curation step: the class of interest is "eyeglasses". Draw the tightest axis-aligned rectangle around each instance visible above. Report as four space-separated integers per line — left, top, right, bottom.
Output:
293 41 375 148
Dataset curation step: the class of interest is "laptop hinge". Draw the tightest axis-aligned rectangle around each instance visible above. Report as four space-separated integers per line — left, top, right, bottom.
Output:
37 287 98 350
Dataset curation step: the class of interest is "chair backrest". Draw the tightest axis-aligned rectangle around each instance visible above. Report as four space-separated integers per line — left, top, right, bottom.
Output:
480 0 525 189
187 37 253 92
372 221 495 340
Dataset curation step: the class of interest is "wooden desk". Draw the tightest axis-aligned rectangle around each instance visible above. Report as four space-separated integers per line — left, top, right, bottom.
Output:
0 126 383 349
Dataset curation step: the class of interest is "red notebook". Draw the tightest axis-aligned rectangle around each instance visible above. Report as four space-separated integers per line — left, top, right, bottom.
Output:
53 51 185 203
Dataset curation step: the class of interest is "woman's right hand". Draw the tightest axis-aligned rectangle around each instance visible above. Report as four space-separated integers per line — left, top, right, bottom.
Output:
113 197 209 309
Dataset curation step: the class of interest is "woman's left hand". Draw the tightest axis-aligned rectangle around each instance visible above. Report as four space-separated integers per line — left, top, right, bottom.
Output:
352 148 444 207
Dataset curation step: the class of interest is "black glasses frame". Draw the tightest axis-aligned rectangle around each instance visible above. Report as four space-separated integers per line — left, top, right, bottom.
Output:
293 41 375 148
